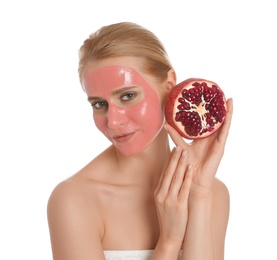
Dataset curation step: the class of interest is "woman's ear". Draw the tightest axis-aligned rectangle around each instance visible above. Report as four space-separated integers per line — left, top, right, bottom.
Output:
166 68 176 92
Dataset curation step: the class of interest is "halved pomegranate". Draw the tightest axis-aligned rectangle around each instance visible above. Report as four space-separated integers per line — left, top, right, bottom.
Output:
165 78 227 140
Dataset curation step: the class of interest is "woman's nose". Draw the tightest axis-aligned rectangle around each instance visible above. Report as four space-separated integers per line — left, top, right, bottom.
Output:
107 105 128 128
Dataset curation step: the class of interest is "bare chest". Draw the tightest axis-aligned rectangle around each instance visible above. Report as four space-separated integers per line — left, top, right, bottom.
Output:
99 186 159 250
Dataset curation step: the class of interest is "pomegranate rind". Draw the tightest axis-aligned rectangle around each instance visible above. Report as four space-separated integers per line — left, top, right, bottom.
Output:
164 78 227 140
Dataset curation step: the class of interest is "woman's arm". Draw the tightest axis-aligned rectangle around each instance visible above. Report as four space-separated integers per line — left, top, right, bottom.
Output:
183 192 214 259
47 181 105 260
182 178 229 259
151 147 193 259
165 98 233 259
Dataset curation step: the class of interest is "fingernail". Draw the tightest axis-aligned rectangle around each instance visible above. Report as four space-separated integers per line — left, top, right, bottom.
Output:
175 146 181 152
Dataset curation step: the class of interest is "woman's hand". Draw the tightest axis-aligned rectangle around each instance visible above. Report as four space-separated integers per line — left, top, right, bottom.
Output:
154 147 193 250
164 98 233 198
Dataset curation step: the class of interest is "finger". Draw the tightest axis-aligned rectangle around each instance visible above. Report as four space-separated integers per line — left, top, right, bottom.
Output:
164 123 190 150
218 98 233 145
178 164 193 202
168 150 189 197
158 146 183 196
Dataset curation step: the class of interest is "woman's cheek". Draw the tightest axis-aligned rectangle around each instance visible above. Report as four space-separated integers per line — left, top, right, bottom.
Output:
93 114 110 140
130 100 164 142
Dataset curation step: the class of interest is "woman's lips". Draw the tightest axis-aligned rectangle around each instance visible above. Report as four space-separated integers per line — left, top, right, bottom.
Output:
113 132 136 143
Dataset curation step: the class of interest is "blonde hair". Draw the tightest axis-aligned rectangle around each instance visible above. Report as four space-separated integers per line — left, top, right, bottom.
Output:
78 22 172 83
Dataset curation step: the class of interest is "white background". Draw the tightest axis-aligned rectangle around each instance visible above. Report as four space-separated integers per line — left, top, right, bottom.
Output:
0 0 276 259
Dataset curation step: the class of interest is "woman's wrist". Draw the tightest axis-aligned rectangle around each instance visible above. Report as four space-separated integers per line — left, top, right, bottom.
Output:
151 237 182 260
189 187 213 202
188 190 213 216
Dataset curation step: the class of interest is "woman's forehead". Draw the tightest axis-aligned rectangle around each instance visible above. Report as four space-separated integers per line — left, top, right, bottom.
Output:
82 65 153 98
84 66 148 86
86 56 145 73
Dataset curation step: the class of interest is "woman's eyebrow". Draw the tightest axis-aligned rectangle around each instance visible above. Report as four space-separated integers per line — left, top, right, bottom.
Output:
87 96 101 102
87 86 139 102
111 86 139 96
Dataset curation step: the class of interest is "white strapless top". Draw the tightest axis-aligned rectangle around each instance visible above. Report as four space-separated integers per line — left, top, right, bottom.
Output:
104 250 182 259
104 250 153 260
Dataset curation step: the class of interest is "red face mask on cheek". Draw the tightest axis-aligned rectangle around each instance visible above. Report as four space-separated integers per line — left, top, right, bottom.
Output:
83 66 164 156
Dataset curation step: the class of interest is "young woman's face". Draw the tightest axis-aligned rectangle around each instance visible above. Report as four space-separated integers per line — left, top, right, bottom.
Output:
82 57 165 156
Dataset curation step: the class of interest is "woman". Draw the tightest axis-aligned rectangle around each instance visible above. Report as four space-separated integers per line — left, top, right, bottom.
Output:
47 22 233 260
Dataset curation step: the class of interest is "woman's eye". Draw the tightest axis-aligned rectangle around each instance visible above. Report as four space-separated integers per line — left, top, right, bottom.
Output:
91 101 108 110
121 92 137 101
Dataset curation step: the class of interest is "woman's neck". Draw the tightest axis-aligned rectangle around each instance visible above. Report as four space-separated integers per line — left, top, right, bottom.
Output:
112 128 171 188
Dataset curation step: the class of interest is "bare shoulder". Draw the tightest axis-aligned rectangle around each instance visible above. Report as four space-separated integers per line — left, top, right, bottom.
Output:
47 164 106 232
212 177 230 207
212 177 230 221
47 147 114 222
47 170 105 259
212 178 230 258
47 176 101 219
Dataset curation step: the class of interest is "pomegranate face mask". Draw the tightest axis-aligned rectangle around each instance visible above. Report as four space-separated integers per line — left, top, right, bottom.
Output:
83 66 164 156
